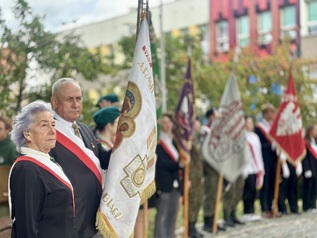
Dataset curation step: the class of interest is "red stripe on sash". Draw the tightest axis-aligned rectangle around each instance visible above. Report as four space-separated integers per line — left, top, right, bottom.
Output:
56 131 102 185
256 124 272 144
247 142 261 171
306 142 317 161
247 142 262 187
159 140 178 163
98 138 113 149
16 156 75 216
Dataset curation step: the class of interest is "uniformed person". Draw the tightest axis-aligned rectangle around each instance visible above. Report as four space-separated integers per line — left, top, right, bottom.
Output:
202 109 226 232
188 117 204 238
222 176 245 227
93 106 121 150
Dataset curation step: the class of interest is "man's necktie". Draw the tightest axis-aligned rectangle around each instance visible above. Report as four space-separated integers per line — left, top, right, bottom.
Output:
72 123 82 140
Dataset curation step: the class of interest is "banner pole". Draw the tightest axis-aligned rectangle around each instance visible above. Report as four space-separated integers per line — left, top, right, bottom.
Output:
212 174 223 234
183 163 189 238
143 201 148 237
272 156 281 216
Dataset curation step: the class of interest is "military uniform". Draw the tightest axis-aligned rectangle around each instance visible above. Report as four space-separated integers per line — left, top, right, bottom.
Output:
223 176 245 226
189 139 204 221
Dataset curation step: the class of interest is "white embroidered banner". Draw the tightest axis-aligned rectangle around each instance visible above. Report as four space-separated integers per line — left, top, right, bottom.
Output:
202 73 248 182
96 19 157 238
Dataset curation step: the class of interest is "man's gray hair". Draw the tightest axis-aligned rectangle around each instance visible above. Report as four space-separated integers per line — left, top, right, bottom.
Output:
11 100 54 152
52 77 81 96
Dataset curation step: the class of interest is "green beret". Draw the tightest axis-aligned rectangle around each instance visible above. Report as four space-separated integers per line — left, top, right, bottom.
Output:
93 106 120 128
96 93 119 107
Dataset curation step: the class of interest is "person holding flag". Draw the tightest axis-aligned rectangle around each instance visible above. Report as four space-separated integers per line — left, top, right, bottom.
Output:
188 116 205 238
201 108 226 233
49 78 111 238
268 72 306 216
255 103 277 218
202 73 249 233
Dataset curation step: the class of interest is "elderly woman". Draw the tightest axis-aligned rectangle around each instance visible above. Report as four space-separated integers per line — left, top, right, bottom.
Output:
9 100 77 238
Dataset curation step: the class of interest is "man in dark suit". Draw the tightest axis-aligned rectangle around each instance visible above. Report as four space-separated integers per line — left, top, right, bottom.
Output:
50 78 111 238
254 103 277 218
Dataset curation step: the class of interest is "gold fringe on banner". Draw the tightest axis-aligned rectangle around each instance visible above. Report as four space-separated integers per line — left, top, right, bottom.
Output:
96 209 134 238
140 180 156 205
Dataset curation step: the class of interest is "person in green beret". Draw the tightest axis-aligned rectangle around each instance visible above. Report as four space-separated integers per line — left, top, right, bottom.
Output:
96 93 120 109
93 106 121 151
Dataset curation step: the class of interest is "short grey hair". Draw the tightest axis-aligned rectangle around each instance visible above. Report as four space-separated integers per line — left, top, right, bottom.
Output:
11 100 54 152
52 77 81 96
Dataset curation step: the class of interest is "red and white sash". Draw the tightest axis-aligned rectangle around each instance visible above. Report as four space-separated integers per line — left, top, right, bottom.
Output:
159 132 179 163
247 141 263 188
9 154 75 220
306 141 317 160
256 120 272 143
55 120 102 185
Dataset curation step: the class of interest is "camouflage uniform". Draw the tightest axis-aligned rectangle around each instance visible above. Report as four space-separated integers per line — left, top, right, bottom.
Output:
203 161 219 217
188 137 204 222
223 175 245 225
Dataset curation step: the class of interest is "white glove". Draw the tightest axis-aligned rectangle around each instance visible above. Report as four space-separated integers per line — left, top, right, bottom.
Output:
296 163 302 177
279 152 287 161
282 162 290 178
242 169 248 179
271 143 277 151
304 170 312 178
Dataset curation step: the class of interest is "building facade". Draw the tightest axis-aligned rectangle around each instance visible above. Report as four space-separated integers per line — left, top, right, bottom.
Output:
62 0 316 63
209 0 301 62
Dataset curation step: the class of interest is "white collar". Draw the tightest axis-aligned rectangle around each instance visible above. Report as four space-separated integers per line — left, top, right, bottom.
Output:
20 147 51 160
54 112 75 130
160 131 173 141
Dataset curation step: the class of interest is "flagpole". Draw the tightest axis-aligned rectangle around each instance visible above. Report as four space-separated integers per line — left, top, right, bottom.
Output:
182 41 194 238
159 0 167 113
213 174 223 234
272 156 281 216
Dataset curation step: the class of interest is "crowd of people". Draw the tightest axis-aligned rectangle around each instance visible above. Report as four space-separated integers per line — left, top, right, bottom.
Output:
1 77 317 238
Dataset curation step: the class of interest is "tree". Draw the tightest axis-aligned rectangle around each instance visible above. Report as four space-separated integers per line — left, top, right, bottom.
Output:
0 0 115 122
195 40 317 126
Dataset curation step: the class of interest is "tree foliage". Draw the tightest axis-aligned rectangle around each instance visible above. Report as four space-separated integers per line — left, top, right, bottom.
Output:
196 41 317 126
2 1 317 128
118 31 317 125
0 0 114 120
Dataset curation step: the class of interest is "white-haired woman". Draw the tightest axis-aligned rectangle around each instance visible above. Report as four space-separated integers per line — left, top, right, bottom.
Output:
9 100 77 238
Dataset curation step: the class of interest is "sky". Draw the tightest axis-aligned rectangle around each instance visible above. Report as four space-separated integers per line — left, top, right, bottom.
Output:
0 0 174 32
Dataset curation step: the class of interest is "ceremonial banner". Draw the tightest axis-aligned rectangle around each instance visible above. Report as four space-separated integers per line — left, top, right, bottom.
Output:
269 73 305 165
202 73 248 182
96 19 157 238
173 58 195 164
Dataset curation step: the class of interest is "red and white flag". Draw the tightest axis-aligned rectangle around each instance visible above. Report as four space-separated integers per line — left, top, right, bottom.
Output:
269 73 306 165
96 19 157 237
202 73 248 182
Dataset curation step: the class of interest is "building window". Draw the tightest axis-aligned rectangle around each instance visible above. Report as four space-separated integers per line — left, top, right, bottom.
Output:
236 16 249 47
216 20 229 52
308 1 317 35
281 5 296 40
258 11 272 45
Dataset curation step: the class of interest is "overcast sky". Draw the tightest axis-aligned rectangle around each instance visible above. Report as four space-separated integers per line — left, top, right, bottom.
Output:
0 0 174 32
